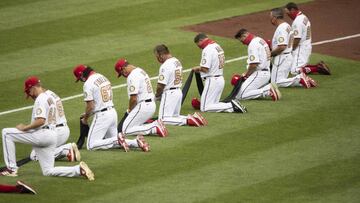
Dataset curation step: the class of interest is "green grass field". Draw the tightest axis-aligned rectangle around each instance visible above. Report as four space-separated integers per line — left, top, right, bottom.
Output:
0 0 359 202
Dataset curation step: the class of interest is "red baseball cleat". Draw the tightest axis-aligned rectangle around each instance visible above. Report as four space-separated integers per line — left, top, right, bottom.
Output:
136 135 150 152
117 133 130 152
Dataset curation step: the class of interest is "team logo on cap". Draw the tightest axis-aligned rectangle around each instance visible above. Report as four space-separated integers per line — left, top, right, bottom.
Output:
278 37 284 43
159 75 165 81
36 108 42 115
129 85 135 92
249 55 255 61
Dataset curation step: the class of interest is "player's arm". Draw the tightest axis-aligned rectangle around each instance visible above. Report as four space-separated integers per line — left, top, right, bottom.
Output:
192 66 209 73
128 95 137 112
82 100 94 124
292 38 300 50
16 118 46 131
271 45 287 57
155 83 165 100
242 63 258 78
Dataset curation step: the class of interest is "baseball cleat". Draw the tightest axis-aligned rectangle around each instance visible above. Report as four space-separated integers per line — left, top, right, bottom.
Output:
67 143 81 162
136 135 150 152
193 112 208 126
16 181 37 194
156 119 168 137
79 161 95 181
187 114 202 127
317 61 331 75
299 73 311 88
269 83 281 101
231 99 247 113
306 76 318 87
117 133 130 152
0 168 18 177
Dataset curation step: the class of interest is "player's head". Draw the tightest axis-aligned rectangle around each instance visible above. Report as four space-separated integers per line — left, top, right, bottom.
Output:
73 64 94 82
194 33 213 49
24 76 41 99
114 58 130 78
270 7 284 25
285 2 299 20
234 28 254 46
153 44 171 64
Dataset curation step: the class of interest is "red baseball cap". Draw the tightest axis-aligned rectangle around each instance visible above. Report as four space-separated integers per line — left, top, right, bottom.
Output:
114 59 128 77
24 76 40 98
231 74 241 86
73 64 87 82
191 97 200 110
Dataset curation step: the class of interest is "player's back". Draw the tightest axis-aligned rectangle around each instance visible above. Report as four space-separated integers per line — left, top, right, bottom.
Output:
159 57 182 89
272 22 293 54
127 68 154 102
45 89 67 125
200 43 225 78
32 92 57 128
292 13 311 46
248 37 271 71
83 73 114 112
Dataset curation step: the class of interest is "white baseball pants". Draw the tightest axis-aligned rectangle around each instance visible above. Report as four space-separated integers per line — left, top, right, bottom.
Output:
87 108 120 150
201 76 233 112
159 88 188 126
2 128 81 177
271 54 302 87
122 101 157 135
236 70 271 100
291 44 312 74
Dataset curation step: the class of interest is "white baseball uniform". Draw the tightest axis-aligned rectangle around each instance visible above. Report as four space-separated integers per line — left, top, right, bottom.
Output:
290 12 312 74
157 57 189 125
30 90 72 160
122 68 159 135
83 73 122 150
236 37 272 100
271 22 302 87
2 92 81 177
199 42 234 112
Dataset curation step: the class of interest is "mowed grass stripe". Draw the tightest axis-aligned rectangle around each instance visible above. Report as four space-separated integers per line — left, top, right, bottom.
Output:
201 157 360 203
78 125 359 203
0 0 156 31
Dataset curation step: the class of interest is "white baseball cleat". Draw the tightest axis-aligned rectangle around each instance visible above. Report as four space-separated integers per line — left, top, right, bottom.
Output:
269 83 281 101
156 119 168 137
117 133 130 152
79 161 95 181
67 143 81 162
136 135 150 152
187 114 202 127
192 112 208 126
16 180 37 194
0 168 18 177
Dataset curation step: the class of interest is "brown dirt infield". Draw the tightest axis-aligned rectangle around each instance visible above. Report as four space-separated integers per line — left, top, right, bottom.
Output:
184 0 360 61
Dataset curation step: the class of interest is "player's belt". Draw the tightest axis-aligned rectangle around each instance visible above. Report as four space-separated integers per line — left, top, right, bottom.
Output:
56 123 66 127
203 75 222 80
169 87 180 90
261 69 269 71
282 52 291 55
97 106 114 113
144 99 152 103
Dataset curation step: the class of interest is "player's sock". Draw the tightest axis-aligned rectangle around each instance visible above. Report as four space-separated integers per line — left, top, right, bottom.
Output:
303 65 319 74
0 184 21 193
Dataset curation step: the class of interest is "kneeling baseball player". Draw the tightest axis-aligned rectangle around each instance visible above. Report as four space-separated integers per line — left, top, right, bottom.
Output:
153 44 207 127
234 28 282 101
114 58 168 137
73 65 150 152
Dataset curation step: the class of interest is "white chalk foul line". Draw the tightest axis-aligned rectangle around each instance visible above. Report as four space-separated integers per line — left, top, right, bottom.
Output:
1 33 359 116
